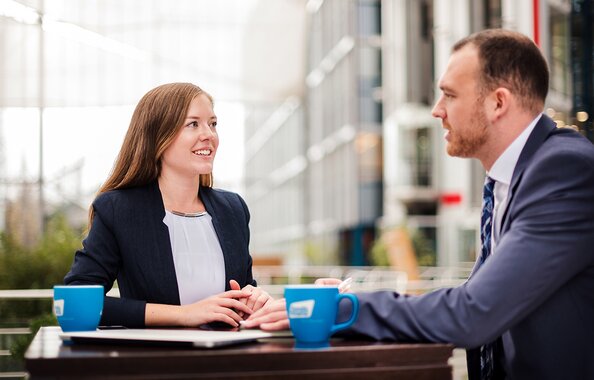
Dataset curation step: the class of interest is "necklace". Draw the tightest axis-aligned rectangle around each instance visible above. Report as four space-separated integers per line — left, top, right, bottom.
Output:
170 210 207 218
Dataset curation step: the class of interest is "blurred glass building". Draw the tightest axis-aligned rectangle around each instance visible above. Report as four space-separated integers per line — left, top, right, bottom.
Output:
245 0 383 265
244 0 593 267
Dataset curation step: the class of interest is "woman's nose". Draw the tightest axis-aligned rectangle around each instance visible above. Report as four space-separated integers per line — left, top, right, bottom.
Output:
197 123 214 139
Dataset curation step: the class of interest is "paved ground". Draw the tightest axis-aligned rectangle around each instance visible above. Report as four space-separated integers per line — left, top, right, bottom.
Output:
450 348 468 380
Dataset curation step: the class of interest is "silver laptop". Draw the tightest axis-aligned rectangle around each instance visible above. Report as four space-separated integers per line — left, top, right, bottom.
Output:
59 328 277 348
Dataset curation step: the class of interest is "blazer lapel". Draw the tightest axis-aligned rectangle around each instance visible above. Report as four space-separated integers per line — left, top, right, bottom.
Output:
148 181 181 304
469 115 556 279
499 115 556 233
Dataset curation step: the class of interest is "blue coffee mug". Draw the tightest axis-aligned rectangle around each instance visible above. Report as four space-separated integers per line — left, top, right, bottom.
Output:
53 285 104 332
285 285 359 347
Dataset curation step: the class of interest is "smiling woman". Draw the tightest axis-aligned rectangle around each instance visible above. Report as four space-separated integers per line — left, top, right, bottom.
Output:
63 83 271 329
159 94 219 190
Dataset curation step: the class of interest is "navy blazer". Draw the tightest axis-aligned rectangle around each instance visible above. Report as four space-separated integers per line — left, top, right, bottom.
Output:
64 182 256 327
339 115 594 379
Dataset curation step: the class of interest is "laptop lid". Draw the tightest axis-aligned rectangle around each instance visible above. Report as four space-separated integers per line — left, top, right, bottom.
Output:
59 328 275 348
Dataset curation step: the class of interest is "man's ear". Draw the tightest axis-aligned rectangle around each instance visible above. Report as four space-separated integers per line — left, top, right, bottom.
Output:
485 87 511 122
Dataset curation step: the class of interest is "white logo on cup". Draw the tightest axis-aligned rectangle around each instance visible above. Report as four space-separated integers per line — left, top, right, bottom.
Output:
53 299 64 317
289 299 315 318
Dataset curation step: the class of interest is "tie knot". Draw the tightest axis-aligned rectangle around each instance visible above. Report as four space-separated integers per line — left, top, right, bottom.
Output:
483 177 495 199
481 177 495 232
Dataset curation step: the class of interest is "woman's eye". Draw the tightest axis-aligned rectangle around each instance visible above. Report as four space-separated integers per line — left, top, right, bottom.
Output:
187 121 198 128
210 121 217 128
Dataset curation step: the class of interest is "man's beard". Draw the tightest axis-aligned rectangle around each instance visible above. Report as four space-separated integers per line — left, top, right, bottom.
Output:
447 104 489 158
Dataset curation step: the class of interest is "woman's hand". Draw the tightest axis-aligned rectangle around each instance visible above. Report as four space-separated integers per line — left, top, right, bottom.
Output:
229 280 272 317
242 298 289 331
242 277 350 331
178 289 253 327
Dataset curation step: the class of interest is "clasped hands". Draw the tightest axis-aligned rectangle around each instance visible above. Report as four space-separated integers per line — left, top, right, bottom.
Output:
241 278 343 331
180 278 344 329
179 279 271 327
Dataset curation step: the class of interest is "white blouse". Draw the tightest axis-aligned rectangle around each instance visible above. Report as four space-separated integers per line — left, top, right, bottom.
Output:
162 210 225 305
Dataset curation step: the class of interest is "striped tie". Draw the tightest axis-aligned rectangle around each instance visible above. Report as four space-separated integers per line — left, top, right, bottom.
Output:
479 176 496 379
480 177 495 265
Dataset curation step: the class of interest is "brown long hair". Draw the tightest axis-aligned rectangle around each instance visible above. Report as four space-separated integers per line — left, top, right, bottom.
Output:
453 29 549 113
88 83 214 227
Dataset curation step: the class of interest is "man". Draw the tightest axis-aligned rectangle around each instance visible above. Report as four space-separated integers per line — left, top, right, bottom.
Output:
244 29 594 380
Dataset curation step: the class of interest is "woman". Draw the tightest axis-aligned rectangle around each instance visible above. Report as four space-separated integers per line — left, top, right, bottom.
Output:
65 83 270 328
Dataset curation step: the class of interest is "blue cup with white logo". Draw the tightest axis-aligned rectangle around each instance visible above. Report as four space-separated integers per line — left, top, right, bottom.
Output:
53 285 104 332
285 285 359 348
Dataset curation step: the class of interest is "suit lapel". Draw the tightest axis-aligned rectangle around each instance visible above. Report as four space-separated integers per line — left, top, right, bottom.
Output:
469 115 556 278
499 115 556 233
149 181 181 304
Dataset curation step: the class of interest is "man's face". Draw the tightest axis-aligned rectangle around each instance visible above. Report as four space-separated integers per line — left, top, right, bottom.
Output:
432 45 490 159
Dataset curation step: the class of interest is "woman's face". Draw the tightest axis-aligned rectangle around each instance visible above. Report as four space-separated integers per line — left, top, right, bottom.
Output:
161 94 219 179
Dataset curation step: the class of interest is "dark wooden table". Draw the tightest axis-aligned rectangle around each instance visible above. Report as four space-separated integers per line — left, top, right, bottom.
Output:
25 327 454 379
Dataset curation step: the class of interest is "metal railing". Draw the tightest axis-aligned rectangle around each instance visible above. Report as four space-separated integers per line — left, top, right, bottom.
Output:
0 328 28 379
253 265 471 297
0 264 472 301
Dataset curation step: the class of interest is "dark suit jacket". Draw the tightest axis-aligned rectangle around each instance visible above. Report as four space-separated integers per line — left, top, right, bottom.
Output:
64 181 256 327
339 115 594 379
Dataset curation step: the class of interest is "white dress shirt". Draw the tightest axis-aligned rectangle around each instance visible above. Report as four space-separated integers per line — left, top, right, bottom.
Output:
487 114 542 253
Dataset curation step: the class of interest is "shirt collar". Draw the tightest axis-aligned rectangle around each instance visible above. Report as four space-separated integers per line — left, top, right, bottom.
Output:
488 113 542 186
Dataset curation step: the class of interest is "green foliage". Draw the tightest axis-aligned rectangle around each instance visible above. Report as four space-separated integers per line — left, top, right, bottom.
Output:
411 229 436 266
0 213 82 290
9 313 58 360
0 299 53 327
0 213 82 325
0 213 81 368
304 241 328 265
368 228 437 267
369 236 390 266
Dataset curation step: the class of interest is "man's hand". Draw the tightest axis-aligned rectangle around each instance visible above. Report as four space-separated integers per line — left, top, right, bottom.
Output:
242 298 289 331
229 280 272 318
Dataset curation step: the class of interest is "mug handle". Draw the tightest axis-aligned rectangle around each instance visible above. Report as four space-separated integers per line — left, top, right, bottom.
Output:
330 293 359 334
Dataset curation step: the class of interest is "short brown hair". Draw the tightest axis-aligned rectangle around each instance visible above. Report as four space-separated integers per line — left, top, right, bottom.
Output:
453 29 549 113
89 83 214 226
